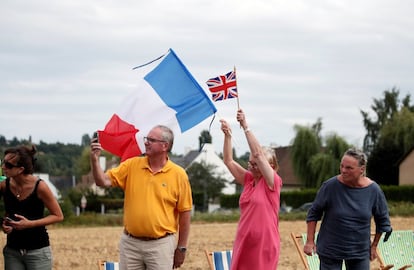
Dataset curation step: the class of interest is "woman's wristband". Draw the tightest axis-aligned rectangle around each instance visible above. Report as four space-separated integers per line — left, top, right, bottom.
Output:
244 128 251 133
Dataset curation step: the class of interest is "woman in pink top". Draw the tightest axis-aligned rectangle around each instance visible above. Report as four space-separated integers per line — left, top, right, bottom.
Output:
220 109 283 270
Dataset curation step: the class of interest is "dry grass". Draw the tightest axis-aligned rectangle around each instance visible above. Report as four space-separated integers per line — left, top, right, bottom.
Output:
0 216 412 269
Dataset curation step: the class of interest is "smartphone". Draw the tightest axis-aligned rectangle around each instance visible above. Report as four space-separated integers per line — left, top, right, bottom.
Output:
92 131 99 143
4 217 13 223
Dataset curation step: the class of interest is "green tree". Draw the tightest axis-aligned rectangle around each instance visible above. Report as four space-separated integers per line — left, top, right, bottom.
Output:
0 135 6 146
186 161 226 211
324 134 350 160
361 88 414 184
324 133 350 173
361 87 412 155
291 118 351 187
380 107 414 153
308 153 335 187
81 133 91 147
0 136 83 177
368 107 414 184
73 143 119 182
34 141 83 175
73 147 93 180
307 134 350 187
291 123 321 187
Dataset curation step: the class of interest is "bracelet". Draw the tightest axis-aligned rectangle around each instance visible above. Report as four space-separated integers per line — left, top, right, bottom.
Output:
244 128 251 133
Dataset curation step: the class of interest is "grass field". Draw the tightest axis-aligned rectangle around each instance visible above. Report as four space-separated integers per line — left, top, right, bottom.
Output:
0 216 411 269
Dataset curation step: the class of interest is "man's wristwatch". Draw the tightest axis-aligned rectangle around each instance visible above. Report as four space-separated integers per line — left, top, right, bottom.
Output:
177 246 187 253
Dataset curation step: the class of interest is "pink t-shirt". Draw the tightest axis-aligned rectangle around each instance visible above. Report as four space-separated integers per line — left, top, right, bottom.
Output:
231 171 282 270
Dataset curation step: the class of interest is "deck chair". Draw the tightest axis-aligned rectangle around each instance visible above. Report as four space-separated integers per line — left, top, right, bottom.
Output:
204 249 232 270
98 260 119 270
291 232 348 270
376 230 413 270
291 232 321 270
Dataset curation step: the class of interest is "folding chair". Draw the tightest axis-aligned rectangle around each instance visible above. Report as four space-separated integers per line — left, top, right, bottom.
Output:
291 232 321 270
291 232 349 270
376 230 413 270
98 260 119 270
204 249 232 270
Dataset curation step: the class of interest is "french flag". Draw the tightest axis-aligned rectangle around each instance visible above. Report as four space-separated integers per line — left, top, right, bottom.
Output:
98 49 217 161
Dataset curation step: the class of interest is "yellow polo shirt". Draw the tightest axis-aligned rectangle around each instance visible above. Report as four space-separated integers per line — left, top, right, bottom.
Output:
106 156 192 238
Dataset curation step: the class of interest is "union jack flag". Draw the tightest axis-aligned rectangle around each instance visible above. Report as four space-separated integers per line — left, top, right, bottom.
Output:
206 70 238 101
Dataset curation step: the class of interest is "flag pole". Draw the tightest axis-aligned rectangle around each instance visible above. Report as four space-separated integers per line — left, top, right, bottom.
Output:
234 65 240 109
234 65 243 129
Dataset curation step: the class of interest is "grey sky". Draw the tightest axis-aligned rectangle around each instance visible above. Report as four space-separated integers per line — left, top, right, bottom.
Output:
1 0 413 155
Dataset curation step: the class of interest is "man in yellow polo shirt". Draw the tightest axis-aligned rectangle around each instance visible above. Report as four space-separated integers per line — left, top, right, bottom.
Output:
90 125 192 270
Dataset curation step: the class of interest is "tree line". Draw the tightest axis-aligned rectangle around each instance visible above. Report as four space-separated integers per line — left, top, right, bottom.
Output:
1 87 413 193
290 87 414 187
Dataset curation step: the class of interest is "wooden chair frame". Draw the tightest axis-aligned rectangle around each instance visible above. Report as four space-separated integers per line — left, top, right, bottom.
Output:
290 232 397 270
205 250 215 270
290 232 313 270
376 230 413 270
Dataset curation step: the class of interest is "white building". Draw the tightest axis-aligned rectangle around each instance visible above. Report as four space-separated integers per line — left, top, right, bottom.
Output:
178 143 236 195
34 173 61 200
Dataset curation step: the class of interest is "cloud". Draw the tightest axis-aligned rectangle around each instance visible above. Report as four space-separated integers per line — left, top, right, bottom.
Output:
1 0 413 155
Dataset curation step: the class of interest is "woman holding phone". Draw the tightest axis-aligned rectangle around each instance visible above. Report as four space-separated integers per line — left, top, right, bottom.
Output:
0 145 64 270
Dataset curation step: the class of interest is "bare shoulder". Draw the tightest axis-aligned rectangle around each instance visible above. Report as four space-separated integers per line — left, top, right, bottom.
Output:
365 177 374 186
365 176 374 183
37 179 53 194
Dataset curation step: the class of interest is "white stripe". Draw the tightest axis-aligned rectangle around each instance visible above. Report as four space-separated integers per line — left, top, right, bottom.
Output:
213 251 233 270
221 251 231 270
117 80 180 151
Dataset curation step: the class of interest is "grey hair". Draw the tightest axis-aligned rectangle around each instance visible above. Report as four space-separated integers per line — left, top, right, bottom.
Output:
344 147 367 167
155 125 174 152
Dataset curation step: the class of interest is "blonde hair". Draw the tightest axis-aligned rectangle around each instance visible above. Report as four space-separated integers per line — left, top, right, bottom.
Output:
263 146 279 171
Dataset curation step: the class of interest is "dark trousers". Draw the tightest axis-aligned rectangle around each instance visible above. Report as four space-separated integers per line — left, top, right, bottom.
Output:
319 255 370 270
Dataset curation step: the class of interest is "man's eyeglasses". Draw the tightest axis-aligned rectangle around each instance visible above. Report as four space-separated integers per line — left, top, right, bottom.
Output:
1 160 19 169
143 137 167 144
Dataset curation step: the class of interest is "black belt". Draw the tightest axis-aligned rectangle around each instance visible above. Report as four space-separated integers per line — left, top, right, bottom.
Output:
123 229 172 241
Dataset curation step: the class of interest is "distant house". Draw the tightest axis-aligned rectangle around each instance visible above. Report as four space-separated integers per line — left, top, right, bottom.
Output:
81 156 118 195
172 144 303 193
34 173 61 199
274 146 301 189
171 143 236 194
398 147 414 185
277 145 414 187
82 144 302 195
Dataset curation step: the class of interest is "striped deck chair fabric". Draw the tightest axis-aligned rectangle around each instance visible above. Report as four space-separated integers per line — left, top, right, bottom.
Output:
377 230 413 270
291 232 346 270
205 249 232 270
98 260 119 270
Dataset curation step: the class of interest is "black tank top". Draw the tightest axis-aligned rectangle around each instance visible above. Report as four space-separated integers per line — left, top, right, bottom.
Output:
4 178 50 250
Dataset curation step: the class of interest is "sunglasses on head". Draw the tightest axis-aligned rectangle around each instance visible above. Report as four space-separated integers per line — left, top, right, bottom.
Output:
1 160 20 169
